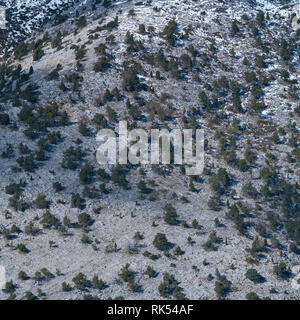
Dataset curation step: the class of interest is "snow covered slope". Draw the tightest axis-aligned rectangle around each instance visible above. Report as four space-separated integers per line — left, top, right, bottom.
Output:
1 0 90 43
0 0 299 301
1 0 299 45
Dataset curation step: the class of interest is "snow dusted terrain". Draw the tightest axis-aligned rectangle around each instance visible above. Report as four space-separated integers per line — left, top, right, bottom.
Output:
1 0 89 42
0 0 299 43
0 0 299 301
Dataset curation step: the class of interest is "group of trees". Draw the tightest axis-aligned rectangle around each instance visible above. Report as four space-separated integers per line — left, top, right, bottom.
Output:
214 269 231 299
119 264 142 293
18 102 69 140
62 145 84 170
125 31 144 54
158 273 185 299
163 204 178 225
209 168 231 196
94 42 111 72
161 19 179 46
0 1 298 301
122 66 145 92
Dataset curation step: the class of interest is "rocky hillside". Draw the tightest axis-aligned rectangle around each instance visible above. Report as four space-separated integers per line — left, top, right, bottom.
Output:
0 0 299 300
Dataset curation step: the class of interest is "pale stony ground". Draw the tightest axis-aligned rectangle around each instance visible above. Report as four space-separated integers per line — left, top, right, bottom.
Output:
0 0 300 300
1 184 300 300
